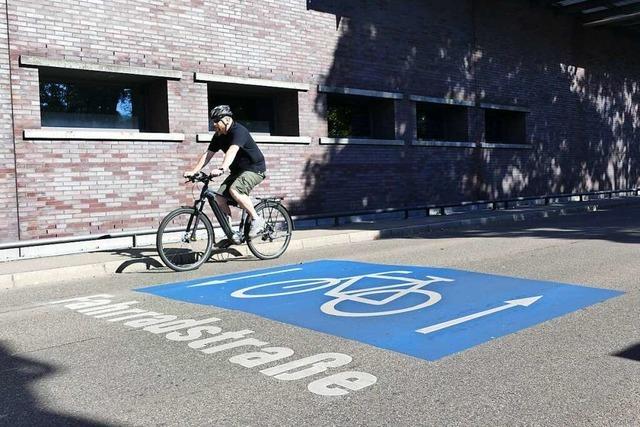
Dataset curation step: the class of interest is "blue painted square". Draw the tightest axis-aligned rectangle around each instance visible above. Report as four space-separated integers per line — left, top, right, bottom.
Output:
136 260 623 361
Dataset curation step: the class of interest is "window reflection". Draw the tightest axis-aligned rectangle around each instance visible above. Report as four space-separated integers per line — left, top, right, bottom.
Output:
40 80 142 129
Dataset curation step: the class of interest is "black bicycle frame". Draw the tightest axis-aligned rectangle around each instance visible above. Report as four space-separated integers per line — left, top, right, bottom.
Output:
189 178 246 242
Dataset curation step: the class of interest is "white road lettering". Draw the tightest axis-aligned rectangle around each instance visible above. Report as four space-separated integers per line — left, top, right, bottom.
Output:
124 315 178 328
144 317 221 334
260 353 352 381
165 325 223 342
188 330 254 349
47 294 378 396
107 311 163 322
201 338 269 354
229 347 295 368
308 371 378 396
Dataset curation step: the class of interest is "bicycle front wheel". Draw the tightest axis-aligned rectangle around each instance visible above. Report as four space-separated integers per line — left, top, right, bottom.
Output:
247 200 293 260
156 207 214 271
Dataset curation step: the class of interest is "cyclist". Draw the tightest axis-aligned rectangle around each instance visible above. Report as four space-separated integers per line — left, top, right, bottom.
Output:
184 105 267 242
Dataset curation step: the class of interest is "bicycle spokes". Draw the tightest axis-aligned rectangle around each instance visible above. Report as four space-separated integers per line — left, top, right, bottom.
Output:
247 201 292 260
157 208 214 271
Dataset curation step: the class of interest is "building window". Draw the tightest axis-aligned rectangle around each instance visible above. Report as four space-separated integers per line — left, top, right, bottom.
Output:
484 109 527 144
416 102 468 141
38 68 169 132
327 94 395 139
208 85 300 136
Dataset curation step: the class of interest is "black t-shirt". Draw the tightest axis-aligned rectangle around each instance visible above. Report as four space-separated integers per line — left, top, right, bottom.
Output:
207 122 266 174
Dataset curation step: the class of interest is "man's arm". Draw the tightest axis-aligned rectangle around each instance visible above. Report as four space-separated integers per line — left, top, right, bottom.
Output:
184 150 215 177
219 145 240 172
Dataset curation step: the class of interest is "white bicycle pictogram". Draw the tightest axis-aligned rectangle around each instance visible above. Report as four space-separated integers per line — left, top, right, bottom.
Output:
230 270 454 317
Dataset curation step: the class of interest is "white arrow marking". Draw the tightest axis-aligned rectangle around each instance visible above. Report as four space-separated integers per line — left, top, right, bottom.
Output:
187 268 303 288
415 296 543 334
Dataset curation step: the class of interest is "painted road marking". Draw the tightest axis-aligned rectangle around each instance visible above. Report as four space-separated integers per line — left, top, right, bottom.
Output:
46 294 377 396
137 260 623 361
416 296 542 334
187 268 303 288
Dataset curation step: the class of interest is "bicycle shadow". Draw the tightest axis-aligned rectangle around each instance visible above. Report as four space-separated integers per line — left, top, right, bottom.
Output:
104 246 248 274
0 340 111 426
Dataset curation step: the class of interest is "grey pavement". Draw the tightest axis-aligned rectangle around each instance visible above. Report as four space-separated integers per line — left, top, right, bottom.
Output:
1 203 639 426
1 196 639 290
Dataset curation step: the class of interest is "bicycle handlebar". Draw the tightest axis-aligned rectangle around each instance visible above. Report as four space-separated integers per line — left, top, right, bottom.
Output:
184 171 211 184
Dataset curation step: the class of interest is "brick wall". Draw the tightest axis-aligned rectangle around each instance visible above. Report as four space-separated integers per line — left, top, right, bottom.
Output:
0 0 639 242
0 0 18 242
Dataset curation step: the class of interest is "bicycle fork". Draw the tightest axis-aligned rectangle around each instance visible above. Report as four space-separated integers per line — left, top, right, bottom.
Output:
185 199 207 242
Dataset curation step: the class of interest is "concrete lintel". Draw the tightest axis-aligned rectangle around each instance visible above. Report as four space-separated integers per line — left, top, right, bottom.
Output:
24 129 184 141
318 85 403 100
479 142 533 149
195 72 309 91
479 102 530 113
19 55 182 79
320 137 405 146
409 95 475 107
412 140 476 148
196 133 311 144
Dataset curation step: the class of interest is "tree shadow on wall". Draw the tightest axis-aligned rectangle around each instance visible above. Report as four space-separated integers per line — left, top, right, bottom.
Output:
296 0 640 217
0 341 111 426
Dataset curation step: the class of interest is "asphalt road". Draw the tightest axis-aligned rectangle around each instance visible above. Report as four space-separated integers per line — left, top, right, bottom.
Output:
1 205 639 426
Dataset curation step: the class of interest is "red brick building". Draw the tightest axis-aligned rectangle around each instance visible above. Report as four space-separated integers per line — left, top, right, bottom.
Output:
1 0 639 245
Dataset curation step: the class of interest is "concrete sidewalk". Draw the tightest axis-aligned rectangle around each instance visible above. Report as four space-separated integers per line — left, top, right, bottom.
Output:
1 196 639 290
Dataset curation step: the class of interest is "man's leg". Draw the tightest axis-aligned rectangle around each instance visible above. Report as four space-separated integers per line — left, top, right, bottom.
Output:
214 194 232 217
229 188 259 220
228 171 265 220
214 177 239 246
228 171 266 238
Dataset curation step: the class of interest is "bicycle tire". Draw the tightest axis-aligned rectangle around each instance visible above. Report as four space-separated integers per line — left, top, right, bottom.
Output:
247 200 293 260
156 207 215 271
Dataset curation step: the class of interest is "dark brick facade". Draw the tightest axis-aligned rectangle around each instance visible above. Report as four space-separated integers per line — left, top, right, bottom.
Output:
0 0 638 242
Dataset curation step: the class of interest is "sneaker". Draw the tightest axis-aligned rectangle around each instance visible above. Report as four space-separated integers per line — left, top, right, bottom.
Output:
248 216 266 238
231 232 242 245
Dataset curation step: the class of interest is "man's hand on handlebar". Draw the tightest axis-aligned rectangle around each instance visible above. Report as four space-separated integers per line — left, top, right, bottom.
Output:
183 171 208 183
210 167 226 177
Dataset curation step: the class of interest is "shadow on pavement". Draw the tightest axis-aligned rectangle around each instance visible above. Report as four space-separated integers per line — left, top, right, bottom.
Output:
396 207 640 246
612 343 640 362
105 246 248 274
0 341 112 426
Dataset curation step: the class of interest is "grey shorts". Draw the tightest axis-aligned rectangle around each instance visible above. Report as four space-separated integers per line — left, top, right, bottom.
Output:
217 170 265 198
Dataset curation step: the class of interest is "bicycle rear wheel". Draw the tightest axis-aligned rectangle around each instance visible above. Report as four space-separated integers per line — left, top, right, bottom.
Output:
156 207 214 271
247 200 293 260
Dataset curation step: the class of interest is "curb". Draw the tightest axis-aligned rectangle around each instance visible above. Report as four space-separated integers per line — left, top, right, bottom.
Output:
0 198 634 290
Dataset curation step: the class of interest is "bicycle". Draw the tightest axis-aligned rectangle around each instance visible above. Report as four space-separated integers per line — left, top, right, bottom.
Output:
156 171 293 271
230 270 454 317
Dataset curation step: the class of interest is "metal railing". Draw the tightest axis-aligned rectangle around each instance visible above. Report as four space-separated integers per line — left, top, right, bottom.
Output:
1 188 639 251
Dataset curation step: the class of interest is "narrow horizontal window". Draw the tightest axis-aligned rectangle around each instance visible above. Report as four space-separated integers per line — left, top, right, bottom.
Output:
416 102 469 142
208 83 300 136
484 109 528 145
38 68 169 132
327 93 395 139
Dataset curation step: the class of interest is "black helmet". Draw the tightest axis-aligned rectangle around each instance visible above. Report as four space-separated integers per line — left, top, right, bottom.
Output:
210 105 233 122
